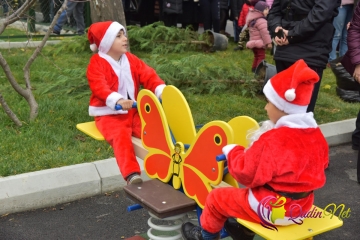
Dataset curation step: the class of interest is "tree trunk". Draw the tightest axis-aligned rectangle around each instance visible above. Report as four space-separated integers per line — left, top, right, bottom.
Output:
89 0 126 26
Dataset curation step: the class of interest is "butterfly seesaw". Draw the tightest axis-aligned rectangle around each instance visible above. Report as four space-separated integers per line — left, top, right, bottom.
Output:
137 85 259 209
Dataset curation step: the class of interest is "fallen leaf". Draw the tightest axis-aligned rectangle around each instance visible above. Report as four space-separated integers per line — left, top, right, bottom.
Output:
323 84 331 90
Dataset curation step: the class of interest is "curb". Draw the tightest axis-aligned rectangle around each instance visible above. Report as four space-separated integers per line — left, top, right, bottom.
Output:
0 40 61 49
0 118 356 215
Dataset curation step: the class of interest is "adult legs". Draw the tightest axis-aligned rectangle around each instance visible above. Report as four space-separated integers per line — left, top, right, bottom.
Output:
233 20 240 42
200 0 220 32
339 4 354 57
73 2 85 34
219 8 228 34
54 1 77 33
200 0 212 31
329 6 347 62
210 0 220 33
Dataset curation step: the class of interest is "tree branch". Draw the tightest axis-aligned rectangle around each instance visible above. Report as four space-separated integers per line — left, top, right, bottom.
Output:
0 0 38 34
0 91 22 127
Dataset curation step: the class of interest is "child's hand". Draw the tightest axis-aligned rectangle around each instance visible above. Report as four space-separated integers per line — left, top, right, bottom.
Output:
116 99 134 110
266 43 272 49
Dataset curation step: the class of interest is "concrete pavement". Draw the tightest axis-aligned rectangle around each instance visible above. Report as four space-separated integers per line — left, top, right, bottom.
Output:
0 118 357 216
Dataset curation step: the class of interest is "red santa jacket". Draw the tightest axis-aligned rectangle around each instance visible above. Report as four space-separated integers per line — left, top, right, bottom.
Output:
86 52 165 116
223 113 328 224
238 3 254 27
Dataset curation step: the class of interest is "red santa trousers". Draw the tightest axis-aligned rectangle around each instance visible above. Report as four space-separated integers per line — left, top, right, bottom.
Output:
200 187 260 234
95 109 142 180
252 48 265 69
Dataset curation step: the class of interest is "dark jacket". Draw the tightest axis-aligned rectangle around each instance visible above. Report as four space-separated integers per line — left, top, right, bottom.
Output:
230 0 245 20
163 0 183 14
267 0 341 68
220 0 229 10
342 0 360 75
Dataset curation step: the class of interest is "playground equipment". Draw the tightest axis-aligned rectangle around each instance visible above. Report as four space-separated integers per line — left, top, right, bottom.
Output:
77 85 343 240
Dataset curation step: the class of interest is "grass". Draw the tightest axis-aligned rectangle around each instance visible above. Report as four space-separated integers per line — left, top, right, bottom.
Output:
0 34 359 177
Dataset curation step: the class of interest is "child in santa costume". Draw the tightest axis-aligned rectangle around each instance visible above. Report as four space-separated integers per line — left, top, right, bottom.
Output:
181 59 329 240
86 21 166 185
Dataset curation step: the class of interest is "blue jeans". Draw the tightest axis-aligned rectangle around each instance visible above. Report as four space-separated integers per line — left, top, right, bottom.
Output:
54 1 85 34
329 4 354 62
233 20 241 43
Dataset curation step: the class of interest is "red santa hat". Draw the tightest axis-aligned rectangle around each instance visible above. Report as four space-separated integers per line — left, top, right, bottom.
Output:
87 21 126 53
263 59 319 114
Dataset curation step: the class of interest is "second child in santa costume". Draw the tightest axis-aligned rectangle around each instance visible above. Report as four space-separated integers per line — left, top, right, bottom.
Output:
181 59 329 240
86 21 166 185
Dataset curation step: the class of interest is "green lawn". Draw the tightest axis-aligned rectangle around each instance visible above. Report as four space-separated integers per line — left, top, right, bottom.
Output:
0 34 359 177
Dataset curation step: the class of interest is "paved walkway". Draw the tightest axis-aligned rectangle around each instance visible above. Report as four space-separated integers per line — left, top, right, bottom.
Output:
0 143 358 240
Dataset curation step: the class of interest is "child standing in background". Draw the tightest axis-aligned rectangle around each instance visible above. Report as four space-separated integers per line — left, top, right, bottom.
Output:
246 1 272 72
234 0 259 50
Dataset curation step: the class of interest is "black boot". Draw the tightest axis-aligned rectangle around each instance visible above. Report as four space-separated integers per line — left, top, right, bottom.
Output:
224 218 255 240
181 222 220 240
181 222 204 240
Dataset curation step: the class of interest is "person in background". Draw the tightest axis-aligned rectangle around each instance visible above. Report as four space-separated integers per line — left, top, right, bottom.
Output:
180 0 201 31
341 1 360 150
233 0 259 51
86 21 166 185
52 0 85 35
219 0 230 36
328 0 354 65
180 59 328 240
162 0 182 27
200 0 221 33
267 0 341 113
230 0 245 43
246 1 272 72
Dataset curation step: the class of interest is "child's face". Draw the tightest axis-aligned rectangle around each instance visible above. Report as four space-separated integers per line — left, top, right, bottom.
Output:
263 8 269 17
107 30 128 59
264 100 287 124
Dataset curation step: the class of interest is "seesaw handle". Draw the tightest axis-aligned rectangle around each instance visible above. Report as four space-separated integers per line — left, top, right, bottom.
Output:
127 204 143 212
115 102 137 110
216 154 226 162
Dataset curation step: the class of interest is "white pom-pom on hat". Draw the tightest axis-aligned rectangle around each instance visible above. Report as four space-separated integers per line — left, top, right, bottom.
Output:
90 44 97 52
285 88 296 102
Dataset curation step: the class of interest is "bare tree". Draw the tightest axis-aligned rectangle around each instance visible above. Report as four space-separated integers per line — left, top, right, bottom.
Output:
0 0 68 126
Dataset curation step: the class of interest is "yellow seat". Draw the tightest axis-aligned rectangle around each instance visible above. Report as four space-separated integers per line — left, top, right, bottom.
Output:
237 205 343 240
76 121 105 141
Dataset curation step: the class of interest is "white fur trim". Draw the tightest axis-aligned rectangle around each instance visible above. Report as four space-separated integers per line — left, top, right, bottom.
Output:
155 84 166 99
99 22 125 54
89 106 127 116
275 112 318 129
99 52 135 102
90 43 97 52
106 92 124 110
285 88 296 101
222 144 237 158
263 81 308 114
